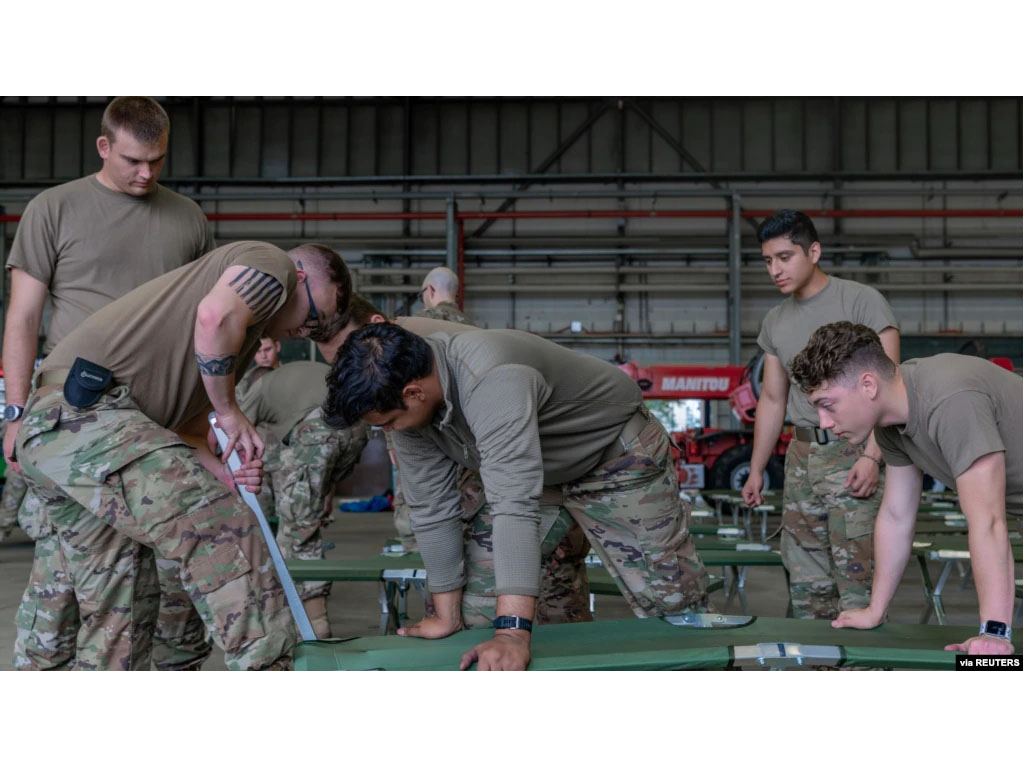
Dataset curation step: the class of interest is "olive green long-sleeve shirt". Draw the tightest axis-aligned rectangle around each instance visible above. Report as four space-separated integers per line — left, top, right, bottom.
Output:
391 329 642 596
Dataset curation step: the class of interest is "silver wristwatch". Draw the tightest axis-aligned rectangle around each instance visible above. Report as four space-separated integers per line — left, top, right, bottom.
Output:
980 620 1012 642
3 404 25 422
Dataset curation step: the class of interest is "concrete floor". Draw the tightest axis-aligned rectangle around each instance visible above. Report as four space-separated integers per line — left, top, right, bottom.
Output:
0 505 1017 671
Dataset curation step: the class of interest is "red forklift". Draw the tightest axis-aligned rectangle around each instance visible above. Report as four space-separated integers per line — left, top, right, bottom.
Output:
618 354 788 492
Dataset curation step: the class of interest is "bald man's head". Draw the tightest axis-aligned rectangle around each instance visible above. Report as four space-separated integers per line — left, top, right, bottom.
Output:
420 266 459 309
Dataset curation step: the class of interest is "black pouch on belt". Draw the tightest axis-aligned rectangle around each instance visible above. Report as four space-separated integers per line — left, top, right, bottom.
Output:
64 357 113 408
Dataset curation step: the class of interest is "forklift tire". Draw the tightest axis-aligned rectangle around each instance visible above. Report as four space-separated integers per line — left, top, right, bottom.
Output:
709 444 784 492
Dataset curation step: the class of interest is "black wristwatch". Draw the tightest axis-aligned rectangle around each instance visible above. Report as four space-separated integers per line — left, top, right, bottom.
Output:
980 620 1012 642
3 404 25 422
493 615 533 632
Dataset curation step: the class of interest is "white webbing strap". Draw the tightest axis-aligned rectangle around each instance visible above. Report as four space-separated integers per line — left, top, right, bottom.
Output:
209 413 317 642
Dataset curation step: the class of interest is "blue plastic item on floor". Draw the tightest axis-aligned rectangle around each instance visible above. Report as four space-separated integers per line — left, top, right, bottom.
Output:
340 495 394 513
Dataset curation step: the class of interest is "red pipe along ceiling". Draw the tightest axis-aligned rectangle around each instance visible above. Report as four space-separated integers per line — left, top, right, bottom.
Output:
0 208 1021 224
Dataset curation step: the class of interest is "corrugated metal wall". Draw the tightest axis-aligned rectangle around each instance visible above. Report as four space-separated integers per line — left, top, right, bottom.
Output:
2 97 1021 180
1 97 1021 375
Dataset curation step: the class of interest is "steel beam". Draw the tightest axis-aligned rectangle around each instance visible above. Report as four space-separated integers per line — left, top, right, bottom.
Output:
445 197 458 273
728 194 743 365
3 170 1021 188
2 186 1018 204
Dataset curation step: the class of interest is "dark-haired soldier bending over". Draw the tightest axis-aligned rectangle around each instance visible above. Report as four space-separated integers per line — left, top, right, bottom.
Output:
791 322 1021 654
324 295 593 630
325 322 709 671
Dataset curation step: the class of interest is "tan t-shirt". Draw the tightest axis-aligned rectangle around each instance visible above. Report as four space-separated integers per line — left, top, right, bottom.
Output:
874 355 1023 509
6 175 215 352
757 276 898 427
238 361 330 444
235 365 276 401
39 242 296 431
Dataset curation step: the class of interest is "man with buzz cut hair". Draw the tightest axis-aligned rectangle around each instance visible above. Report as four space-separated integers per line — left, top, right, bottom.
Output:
2 96 216 670
417 266 472 325
790 322 1021 655
15 240 351 670
237 335 282 397
325 322 708 671
742 209 901 621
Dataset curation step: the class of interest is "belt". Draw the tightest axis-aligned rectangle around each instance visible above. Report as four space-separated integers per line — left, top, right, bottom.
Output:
598 408 651 464
33 367 71 390
793 426 839 445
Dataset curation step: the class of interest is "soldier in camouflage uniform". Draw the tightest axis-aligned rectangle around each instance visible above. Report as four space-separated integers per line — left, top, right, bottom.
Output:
326 323 709 670
417 266 473 325
15 241 351 669
17 384 295 670
239 359 369 638
3 98 218 670
742 210 899 620
325 295 596 627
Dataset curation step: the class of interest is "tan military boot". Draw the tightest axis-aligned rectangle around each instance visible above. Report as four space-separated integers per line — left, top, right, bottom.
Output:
303 596 331 639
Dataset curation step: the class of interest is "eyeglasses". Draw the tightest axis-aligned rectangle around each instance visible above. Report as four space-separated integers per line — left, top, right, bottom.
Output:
297 260 344 343
297 259 320 332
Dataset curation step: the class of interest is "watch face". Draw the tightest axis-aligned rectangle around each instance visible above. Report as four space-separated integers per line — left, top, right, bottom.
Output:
983 620 1008 636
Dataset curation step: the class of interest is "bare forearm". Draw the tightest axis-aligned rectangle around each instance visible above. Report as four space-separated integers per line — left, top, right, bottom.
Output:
194 308 246 414
967 518 1014 625
431 588 463 629
749 397 786 474
866 506 916 619
957 454 1014 625
1 316 42 405
861 430 883 460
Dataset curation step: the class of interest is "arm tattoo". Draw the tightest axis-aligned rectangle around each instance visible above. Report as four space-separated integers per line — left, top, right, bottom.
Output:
196 353 238 376
228 267 284 322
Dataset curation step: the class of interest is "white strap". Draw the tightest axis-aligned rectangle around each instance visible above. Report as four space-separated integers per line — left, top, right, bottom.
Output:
209 413 317 642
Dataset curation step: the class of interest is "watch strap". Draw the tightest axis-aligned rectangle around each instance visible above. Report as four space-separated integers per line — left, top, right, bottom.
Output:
493 615 533 632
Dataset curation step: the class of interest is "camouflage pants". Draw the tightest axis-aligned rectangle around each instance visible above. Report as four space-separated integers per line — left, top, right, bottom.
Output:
16 384 296 670
0 465 28 539
392 466 417 552
273 410 369 600
13 487 79 669
560 415 709 617
781 437 881 620
458 474 593 629
13 485 213 670
425 416 709 622
254 425 281 521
